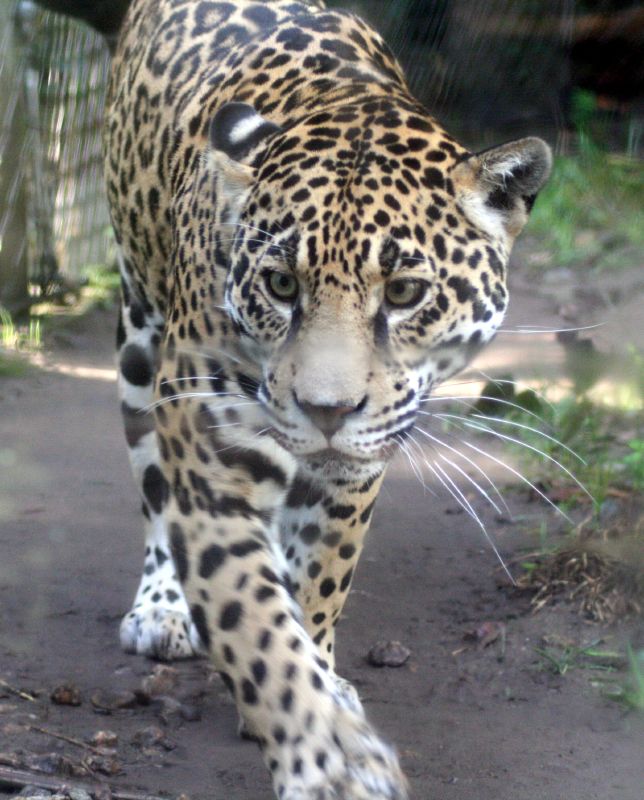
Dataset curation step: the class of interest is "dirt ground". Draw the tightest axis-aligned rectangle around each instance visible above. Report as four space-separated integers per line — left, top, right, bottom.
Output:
1 262 642 800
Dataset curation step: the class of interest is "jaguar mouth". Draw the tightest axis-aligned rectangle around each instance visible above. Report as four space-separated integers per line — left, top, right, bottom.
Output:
301 445 395 474
299 448 386 481
307 447 372 463
266 426 404 468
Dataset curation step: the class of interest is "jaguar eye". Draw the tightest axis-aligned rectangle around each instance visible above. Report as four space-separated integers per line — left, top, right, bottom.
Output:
385 278 427 308
266 271 298 302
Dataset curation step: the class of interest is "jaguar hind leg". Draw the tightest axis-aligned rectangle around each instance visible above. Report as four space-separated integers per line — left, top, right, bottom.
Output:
116 279 202 660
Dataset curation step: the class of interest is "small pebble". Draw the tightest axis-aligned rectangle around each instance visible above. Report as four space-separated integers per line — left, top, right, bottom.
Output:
464 620 505 649
23 752 79 777
50 684 81 706
140 664 179 698
12 787 51 800
366 640 411 668
89 729 118 748
94 785 112 800
179 702 202 722
131 724 175 751
157 695 182 724
91 689 137 712
84 753 121 776
68 790 92 800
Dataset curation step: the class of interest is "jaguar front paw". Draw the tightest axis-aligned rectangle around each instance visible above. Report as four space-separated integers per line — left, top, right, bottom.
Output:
120 606 203 660
276 701 408 800
328 724 408 800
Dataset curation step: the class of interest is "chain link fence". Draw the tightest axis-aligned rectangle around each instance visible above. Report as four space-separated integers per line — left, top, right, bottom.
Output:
0 0 114 314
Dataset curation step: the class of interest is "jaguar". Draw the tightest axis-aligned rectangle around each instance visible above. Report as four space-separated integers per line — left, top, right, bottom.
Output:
41 0 552 796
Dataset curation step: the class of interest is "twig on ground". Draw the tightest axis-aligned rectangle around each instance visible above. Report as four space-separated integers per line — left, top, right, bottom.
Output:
0 754 23 768
0 679 37 702
28 725 100 754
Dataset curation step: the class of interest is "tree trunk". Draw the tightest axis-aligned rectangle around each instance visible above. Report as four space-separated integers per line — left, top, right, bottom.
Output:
0 2 30 315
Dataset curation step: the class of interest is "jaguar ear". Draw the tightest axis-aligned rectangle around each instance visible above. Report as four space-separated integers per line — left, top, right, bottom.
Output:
207 102 282 216
452 137 552 241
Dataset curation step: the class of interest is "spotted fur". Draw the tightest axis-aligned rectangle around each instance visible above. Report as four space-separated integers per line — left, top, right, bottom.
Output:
104 1 551 797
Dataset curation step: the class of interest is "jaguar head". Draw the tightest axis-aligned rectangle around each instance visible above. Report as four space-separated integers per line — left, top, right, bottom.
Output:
207 102 551 477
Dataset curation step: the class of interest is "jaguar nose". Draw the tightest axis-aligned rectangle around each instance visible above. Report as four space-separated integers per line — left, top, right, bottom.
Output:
294 393 367 438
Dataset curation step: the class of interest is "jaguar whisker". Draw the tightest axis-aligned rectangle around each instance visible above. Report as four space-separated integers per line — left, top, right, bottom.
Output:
431 457 514 583
411 422 511 515
419 394 548 425
143 390 246 412
442 416 594 503
394 434 428 492
406 433 514 582
439 411 585 464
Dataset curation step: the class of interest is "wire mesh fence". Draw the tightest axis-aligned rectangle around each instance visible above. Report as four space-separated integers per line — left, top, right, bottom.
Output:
0 0 114 313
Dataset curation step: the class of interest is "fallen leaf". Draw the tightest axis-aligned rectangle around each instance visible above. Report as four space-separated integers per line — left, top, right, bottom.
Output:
464 621 505 649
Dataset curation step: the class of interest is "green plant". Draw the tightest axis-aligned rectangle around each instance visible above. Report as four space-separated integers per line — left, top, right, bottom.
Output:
0 354 30 377
0 306 42 352
80 264 120 309
535 638 624 677
470 389 609 507
526 147 643 270
467 382 642 507
30 264 120 316
538 641 644 714
621 439 644 491
595 646 644 712
520 521 556 573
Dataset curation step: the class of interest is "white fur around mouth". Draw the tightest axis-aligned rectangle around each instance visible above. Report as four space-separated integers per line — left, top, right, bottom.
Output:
307 447 373 464
296 447 389 481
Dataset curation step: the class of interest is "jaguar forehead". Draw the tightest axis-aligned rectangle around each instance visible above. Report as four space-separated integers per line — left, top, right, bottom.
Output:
378 237 400 277
280 230 300 272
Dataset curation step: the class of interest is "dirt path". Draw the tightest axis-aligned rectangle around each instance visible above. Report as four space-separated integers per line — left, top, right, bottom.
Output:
1 281 642 799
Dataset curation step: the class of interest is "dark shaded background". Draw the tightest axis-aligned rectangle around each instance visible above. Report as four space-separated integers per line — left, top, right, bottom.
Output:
331 0 643 146
34 0 644 145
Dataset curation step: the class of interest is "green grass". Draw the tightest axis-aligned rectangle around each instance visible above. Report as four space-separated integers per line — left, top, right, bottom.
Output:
594 646 644 712
0 353 31 377
80 264 120 308
0 306 42 377
0 306 42 352
0 264 118 377
469 381 643 508
537 639 644 714
622 439 644 492
526 148 643 270
535 638 625 677
472 380 643 632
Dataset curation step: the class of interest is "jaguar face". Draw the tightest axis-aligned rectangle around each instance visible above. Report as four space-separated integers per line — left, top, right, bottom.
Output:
209 102 551 476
